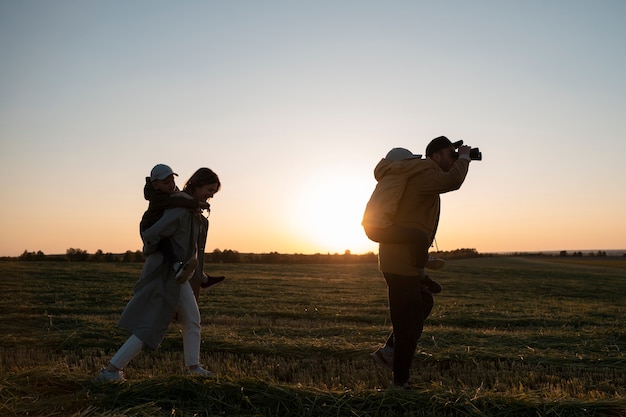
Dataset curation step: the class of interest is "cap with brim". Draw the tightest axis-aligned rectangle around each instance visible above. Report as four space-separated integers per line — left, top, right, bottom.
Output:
385 147 422 162
425 136 463 157
150 164 178 181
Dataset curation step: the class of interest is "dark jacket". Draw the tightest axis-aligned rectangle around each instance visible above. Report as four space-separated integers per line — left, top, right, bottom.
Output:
139 177 201 233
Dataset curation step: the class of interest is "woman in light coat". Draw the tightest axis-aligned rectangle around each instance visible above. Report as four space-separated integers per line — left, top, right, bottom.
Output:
97 167 221 382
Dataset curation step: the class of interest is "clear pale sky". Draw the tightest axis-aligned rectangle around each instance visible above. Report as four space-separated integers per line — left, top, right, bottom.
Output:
1 1 625 257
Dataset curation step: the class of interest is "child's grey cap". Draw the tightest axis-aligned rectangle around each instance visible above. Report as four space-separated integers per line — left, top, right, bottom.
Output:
150 164 178 181
385 148 422 162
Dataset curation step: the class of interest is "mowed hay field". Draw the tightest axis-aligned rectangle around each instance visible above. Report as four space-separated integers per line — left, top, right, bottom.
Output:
0 257 625 416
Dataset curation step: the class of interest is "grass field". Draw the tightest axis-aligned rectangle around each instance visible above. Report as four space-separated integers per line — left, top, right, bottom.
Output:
0 257 624 416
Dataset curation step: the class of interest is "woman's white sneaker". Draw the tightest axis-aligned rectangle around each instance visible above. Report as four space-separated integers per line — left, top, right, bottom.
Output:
97 368 125 382
188 366 216 377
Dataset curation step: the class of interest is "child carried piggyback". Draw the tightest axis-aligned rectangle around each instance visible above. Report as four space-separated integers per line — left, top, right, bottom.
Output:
140 164 210 284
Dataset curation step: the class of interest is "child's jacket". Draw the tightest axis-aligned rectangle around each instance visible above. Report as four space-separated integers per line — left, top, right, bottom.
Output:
362 157 430 232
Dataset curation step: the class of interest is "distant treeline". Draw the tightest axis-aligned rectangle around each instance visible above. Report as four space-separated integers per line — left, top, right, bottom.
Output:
9 248 381 264
7 247 483 264
506 250 625 257
5 247 623 264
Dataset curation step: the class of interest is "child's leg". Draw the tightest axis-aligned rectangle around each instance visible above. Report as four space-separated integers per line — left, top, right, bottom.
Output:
367 224 443 294
156 238 197 284
375 227 442 293
176 257 198 284
157 238 180 267
409 232 444 294
368 226 445 270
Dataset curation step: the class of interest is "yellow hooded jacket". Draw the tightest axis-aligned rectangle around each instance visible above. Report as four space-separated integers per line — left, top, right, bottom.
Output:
365 156 470 276
362 157 431 231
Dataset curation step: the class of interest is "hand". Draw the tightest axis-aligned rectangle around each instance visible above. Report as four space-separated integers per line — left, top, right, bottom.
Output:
199 202 210 210
457 145 471 156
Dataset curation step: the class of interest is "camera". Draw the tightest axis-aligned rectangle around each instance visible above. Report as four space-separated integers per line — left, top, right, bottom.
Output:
453 140 482 161
469 148 482 160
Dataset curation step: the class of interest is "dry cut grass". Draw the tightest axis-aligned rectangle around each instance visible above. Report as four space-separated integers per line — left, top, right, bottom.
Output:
0 258 625 416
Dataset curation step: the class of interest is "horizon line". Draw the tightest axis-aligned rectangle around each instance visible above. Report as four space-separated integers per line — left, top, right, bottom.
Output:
6 248 626 258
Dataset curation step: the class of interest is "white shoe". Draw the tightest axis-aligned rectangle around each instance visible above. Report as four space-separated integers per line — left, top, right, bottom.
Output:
96 368 125 382
176 258 198 284
188 366 215 377
426 256 445 270
370 347 393 372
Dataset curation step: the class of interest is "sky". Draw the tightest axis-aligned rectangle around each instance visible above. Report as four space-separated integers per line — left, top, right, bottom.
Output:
1 0 625 257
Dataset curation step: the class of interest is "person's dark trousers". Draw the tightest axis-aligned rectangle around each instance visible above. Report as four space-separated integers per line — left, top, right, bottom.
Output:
384 284 434 348
384 272 426 386
157 238 180 265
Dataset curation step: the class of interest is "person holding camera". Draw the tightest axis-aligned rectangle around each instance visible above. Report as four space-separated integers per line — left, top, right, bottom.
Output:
367 136 473 389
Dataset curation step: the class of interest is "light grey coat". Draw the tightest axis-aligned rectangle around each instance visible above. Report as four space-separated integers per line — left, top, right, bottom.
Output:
118 206 202 349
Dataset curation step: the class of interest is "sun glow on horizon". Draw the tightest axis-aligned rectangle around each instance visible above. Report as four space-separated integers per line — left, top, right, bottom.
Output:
289 169 378 254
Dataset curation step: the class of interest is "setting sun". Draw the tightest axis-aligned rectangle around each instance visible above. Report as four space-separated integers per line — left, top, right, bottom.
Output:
290 169 378 254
